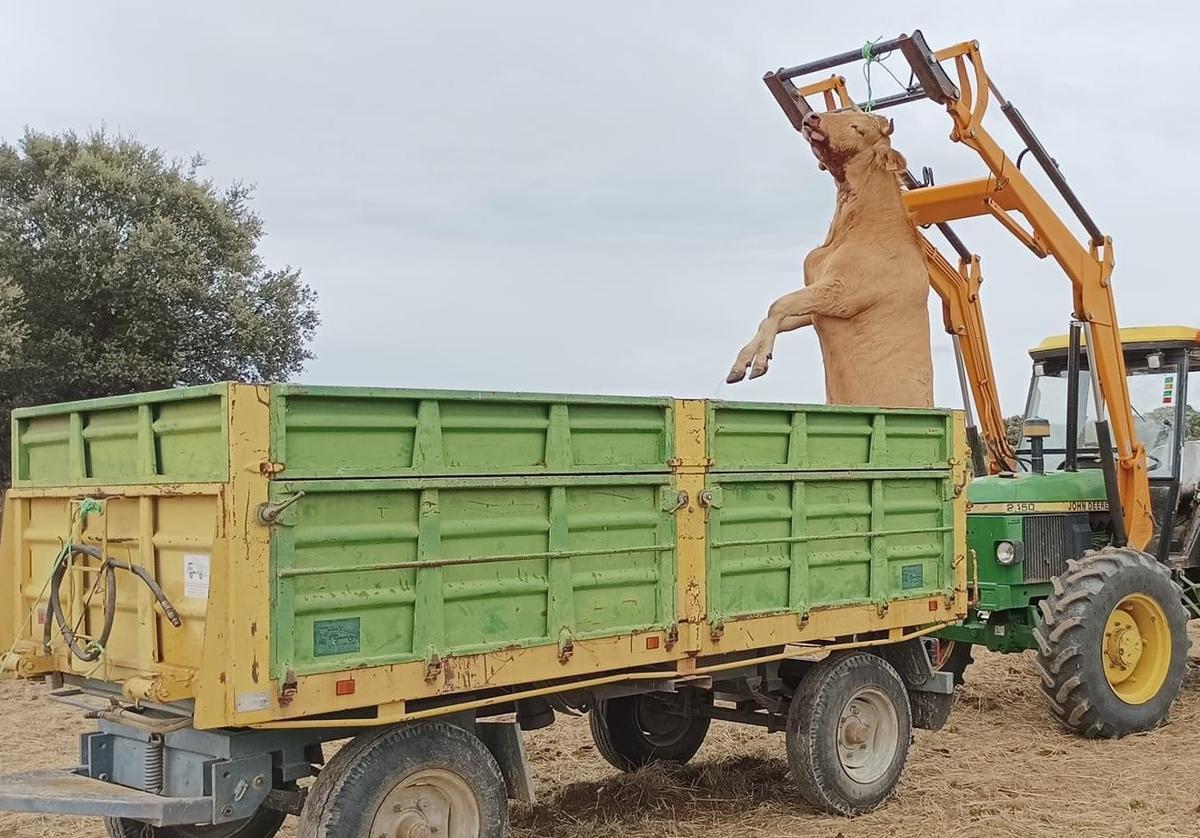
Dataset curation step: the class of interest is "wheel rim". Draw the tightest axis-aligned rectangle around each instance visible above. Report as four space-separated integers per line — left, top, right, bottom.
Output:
370 768 481 838
835 686 900 785
1102 592 1172 705
635 697 694 747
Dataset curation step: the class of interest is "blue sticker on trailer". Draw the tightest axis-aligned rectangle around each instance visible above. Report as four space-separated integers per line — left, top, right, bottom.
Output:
901 565 924 590
313 617 361 657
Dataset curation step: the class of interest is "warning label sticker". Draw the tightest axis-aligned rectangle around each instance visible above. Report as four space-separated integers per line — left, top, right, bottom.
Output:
184 554 211 600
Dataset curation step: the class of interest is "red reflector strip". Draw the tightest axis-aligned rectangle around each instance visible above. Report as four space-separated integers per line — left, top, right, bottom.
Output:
928 599 939 611
645 636 661 650
335 679 356 696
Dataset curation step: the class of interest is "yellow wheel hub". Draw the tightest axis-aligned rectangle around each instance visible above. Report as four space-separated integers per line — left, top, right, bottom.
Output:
1102 593 1171 705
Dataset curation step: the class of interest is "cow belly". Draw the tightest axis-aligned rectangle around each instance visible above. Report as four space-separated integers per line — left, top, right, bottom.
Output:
814 309 934 409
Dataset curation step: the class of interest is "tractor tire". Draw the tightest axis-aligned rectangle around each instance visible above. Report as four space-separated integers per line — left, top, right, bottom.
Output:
785 651 912 816
589 692 711 772
1033 546 1190 738
297 720 508 838
105 805 286 838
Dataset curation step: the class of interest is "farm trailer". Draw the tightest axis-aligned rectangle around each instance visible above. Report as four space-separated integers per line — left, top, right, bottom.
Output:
0 383 967 834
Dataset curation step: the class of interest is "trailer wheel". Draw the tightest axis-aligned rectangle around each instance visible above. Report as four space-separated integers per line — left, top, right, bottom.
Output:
104 804 286 838
297 721 507 838
1034 546 1190 738
786 651 911 816
589 692 711 771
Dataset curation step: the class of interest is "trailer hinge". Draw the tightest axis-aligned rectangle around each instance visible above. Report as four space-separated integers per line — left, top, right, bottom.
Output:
424 649 443 683
279 669 298 706
797 610 811 628
558 629 575 664
665 624 679 651
875 600 890 618
709 619 725 641
259 461 285 476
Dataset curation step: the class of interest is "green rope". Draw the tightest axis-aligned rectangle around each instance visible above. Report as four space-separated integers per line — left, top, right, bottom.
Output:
861 36 908 112
861 37 883 111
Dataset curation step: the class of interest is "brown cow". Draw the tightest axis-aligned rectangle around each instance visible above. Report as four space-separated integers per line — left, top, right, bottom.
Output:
726 108 933 408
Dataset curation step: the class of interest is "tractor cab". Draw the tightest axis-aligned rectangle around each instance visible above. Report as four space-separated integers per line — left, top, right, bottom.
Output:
1018 326 1200 566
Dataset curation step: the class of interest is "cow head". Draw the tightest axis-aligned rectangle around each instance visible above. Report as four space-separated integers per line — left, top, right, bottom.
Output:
801 110 906 180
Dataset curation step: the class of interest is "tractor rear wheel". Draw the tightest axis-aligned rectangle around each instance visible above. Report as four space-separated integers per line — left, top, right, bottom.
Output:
1033 546 1190 738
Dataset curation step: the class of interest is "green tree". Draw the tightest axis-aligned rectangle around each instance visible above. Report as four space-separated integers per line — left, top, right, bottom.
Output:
1004 414 1024 448
0 129 319 484
0 276 24 366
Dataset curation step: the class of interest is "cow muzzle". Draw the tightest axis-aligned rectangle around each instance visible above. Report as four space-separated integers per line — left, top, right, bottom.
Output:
801 112 827 143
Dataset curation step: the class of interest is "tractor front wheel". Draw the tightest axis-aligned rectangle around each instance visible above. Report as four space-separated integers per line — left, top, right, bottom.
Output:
1033 546 1190 738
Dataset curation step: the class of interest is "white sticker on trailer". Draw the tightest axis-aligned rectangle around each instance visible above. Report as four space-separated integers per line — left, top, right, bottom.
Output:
236 692 270 713
183 554 211 600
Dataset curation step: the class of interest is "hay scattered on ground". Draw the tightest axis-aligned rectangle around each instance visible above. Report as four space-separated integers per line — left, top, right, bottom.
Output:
4 631 1200 837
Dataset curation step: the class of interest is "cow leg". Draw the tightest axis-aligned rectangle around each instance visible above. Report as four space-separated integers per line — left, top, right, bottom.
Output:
726 286 837 382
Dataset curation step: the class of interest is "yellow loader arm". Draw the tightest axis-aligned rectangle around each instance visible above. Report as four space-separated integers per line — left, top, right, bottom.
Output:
765 31 1152 549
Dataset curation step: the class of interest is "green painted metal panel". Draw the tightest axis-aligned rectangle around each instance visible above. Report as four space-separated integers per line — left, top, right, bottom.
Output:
707 402 953 472
705 470 954 624
10 384 230 487
269 385 675 479
270 474 677 678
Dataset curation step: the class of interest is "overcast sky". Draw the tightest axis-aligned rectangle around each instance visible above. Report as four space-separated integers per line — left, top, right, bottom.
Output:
3 3 1195 414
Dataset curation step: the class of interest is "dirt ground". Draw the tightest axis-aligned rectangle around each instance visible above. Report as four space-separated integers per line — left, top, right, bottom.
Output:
4 637 1200 838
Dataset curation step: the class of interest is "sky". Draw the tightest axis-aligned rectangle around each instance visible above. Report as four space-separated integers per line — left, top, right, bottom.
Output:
2 3 1196 415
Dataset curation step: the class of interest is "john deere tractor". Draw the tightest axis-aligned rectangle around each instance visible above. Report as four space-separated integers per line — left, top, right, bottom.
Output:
767 31 1196 737
939 326 1199 736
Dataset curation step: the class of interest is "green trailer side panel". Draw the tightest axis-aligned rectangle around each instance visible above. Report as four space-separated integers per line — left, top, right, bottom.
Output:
708 402 952 472
10 385 230 487
706 471 953 623
270 475 677 678
269 386 675 479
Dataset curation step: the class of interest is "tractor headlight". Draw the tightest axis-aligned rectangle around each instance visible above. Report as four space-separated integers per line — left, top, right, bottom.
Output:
996 541 1017 565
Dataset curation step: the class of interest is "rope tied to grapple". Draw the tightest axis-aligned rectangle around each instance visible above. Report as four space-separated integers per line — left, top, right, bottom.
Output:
861 36 908 112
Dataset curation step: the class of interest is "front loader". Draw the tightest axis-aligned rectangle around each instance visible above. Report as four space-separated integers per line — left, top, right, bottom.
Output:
765 31 1194 737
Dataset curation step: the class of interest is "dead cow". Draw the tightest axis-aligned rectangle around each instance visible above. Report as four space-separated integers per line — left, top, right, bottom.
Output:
726 108 933 408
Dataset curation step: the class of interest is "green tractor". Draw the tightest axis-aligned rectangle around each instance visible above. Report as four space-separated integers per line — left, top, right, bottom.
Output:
938 325 1200 736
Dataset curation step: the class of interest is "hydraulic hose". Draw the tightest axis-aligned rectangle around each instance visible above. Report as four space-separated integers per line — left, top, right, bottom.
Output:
44 543 182 663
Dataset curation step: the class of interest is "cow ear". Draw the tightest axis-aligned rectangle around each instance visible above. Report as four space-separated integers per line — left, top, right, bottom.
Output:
876 145 907 173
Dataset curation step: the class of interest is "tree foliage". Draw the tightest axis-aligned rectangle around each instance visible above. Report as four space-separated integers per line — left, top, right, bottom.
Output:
0 276 24 366
0 129 319 484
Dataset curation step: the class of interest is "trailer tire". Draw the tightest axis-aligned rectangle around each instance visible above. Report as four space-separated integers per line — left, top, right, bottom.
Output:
104 804 286 838
1033 546 1189 738
589 692 711 771
786 651 911 816
297 721 507 838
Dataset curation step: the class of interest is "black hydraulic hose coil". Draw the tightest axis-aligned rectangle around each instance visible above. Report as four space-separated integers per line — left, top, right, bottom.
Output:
44 543 182 663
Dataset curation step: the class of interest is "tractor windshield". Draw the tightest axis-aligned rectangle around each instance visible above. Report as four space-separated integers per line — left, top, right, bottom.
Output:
1021 365 1182 479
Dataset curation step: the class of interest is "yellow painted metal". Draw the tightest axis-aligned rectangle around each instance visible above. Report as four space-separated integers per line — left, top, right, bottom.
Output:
0 389 967 731
672 399 709 659
1031 326 1200 355
921 39 1152 548
1102 593 1171 705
